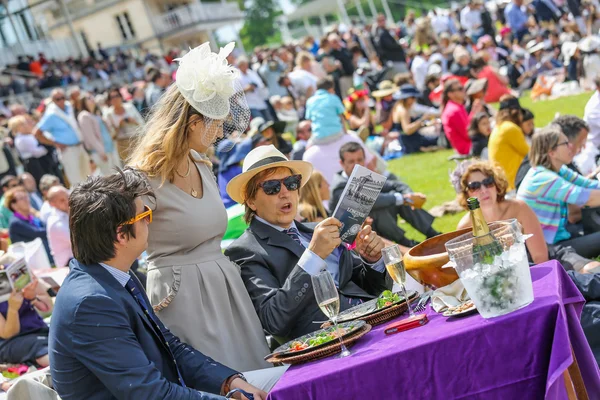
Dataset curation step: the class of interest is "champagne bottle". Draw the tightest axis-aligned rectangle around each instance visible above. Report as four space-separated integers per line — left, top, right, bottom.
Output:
467 197 503 265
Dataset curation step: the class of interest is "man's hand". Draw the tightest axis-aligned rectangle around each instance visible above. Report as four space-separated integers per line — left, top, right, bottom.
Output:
229 377 267 400
22 277 39 301
355 225 384 263
404 193 427 209
308 217 342 260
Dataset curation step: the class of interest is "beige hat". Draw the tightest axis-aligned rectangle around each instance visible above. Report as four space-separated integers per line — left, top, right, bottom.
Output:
226 145 313 204
371 80 398 98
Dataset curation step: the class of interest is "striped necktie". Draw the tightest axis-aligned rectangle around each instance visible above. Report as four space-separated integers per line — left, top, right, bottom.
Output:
284 227 303 247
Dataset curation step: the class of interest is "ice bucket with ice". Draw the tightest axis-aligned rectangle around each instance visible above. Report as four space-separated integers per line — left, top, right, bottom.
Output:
444 219 534 319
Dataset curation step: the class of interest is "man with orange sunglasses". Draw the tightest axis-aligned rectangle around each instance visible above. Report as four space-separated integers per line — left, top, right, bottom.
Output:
49 168 266 400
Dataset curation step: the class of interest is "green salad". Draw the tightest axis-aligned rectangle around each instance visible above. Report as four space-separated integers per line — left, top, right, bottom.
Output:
376 290 401 309
288 324 356 352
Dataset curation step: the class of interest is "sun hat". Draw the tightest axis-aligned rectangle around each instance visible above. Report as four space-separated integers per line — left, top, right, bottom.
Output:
247 117 265 137
226 145 313 204
393 84 421 101
174 42 250 152
371 81 397 98
465 78 488 96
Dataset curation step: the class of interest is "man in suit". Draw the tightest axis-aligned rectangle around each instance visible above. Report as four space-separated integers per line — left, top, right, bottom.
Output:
49 169 267 400
329 142 439 247
224 145 392 342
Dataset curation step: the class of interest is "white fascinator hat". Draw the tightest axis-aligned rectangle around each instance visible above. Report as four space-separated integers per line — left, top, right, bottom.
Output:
175 42 250 151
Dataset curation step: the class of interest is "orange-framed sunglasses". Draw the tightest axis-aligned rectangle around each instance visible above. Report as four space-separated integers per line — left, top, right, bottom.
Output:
120 205 153 226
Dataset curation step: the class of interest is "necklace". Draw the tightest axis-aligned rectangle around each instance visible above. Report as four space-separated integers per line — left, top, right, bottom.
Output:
176 157 191 178
187 156 199 198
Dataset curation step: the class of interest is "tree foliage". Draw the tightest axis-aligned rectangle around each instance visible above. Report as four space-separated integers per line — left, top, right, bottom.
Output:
239 0 280 50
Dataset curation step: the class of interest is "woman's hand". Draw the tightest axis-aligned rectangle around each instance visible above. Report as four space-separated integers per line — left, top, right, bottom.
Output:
7 291 23 311
22 278 38 301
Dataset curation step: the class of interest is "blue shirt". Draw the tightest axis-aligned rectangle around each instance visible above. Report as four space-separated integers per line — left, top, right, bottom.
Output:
97 116 115 153
254 216 385 286
37 105 80 146
305 89 345 141
504 3 529 32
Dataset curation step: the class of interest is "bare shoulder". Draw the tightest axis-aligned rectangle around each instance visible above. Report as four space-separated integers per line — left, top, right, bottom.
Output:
457 212 471 229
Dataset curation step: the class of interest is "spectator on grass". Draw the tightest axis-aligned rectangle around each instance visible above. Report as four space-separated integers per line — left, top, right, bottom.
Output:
441 79 478 155
469 112 492 158
372 14 408 73
391 85 439 154
517 126 600 268
488 96 529 191
329 142 439 248
470 53 512 103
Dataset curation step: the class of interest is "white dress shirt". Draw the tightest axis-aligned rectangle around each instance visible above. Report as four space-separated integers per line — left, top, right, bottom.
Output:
460 7 482 34
46 209 73 268
14 134 48 160
39 201 53 224
238 69 268 110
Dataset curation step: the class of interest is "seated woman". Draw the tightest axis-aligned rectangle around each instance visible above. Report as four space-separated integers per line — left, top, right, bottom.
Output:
297 170 330 223
454 160 600 272
464 78 494 118
517 126 600 273
488 96 529 192
468 112 492 159
5 187 53 264
0 276 53 368
470 52 512 103
391 85 438 154
344 89 375 141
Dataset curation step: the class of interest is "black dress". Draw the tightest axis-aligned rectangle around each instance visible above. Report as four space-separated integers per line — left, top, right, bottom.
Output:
392 119 438 154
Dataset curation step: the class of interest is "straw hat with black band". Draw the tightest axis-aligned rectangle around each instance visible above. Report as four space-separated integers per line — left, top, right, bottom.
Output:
372 81 398 98
226 145 313 204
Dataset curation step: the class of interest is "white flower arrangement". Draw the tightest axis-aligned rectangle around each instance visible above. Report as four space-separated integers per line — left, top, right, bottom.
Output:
175 42 240 120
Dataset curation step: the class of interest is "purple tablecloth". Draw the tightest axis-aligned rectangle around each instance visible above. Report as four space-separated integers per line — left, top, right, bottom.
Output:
267 261 600 400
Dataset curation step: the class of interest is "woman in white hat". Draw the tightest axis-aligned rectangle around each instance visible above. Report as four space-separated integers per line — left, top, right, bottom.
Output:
128 43 272 373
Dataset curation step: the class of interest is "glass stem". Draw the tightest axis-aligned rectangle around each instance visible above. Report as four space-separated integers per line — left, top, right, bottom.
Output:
402 284 415 318
332 317 350 354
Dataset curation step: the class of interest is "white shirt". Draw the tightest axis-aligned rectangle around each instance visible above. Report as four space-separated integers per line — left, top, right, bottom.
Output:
288 69 318 96
14 134 48 160
238 69 268 110
460 7 482 34
39 201 53 224
431 14 451 34
410 56 430 91
46 209 73 268
584 90 600 148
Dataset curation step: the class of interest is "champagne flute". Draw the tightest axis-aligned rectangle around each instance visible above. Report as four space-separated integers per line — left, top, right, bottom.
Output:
311 271 351 358
381 244 415 318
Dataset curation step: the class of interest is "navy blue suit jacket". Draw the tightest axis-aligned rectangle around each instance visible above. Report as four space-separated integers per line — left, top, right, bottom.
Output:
8 216 53 265
49 260 236 400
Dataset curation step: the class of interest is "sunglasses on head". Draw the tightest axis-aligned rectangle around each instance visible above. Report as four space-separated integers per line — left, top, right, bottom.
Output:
120 205 153 226
259 174 302 195
467 176 495 191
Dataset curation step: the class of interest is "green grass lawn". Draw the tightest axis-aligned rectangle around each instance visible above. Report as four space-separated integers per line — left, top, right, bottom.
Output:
388 91 593 242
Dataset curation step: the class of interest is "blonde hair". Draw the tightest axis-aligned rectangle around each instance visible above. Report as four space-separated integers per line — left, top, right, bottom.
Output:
295 51 313 67
128 84 210 184
299 171 328 222
7 115 28 133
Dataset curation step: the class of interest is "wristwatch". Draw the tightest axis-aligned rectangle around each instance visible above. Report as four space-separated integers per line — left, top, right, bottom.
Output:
222 373 247 395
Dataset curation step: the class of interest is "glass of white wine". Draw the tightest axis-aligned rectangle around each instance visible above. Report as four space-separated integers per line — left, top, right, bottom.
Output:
311 271 351 358
381 244 415 318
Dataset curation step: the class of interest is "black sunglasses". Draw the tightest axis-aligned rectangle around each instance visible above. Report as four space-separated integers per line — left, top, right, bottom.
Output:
259 174 302 195
467 176 495 191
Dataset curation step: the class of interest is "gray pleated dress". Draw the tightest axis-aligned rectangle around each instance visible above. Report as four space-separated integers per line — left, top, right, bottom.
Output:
145 156 271 372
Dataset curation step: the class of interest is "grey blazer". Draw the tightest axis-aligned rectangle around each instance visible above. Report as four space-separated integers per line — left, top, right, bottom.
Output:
225 219 392 342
